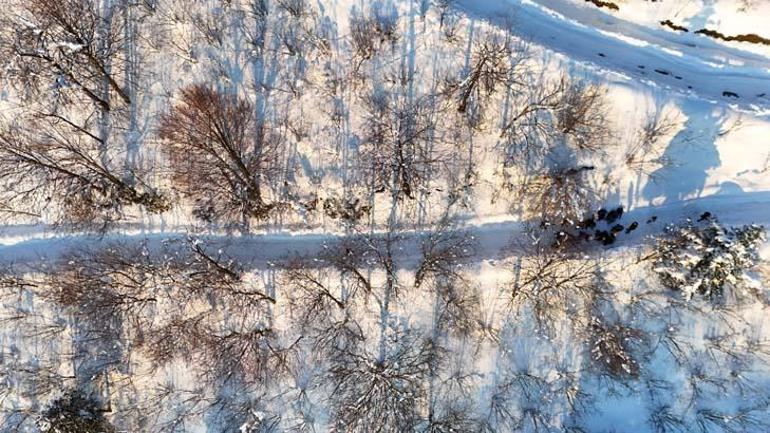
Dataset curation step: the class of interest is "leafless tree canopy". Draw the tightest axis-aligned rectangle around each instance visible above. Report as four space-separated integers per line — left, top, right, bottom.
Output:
626 110 678 178
555 80 611 152
517 165 597 227
0 0 168 227
0 124 169 226
0 1 768 432
511 245 601 332
328 332 432 433
42 240 283 388
5 0 129 110
457 35 520 116
349 4 399 62
160 85 279 225
359 89 439 202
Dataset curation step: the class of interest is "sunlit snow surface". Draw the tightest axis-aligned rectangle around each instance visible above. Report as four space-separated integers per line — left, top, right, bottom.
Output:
1 0 769 432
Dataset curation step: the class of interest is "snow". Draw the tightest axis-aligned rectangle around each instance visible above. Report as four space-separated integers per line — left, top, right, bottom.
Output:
47 42 84 53
456 0 770 113
0 0 769 432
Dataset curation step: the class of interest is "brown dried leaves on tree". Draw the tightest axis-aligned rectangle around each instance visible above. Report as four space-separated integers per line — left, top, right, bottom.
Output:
159 85 278 225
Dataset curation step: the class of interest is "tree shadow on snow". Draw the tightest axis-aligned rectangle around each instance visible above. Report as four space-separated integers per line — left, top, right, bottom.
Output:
642 100 724 204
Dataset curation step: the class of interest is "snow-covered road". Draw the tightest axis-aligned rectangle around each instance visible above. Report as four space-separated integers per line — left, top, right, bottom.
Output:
2 192 768 268
455 0 770 115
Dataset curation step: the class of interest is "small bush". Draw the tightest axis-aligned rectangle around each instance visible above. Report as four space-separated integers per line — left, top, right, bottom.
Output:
322 196 371 223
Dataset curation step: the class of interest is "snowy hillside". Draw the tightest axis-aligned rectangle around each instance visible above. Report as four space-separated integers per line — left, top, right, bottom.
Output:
0 0 769 432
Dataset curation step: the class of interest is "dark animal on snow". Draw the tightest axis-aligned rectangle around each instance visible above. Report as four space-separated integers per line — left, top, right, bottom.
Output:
579 217 596 229
594 230 616 245
625 221 639 233
606 206 624 223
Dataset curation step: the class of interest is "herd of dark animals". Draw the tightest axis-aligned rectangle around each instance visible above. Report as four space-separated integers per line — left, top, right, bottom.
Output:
555 208 714 247
577 206 632 246
553 205 635 247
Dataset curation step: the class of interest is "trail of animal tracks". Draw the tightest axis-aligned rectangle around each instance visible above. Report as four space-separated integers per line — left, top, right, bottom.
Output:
456 0 770 115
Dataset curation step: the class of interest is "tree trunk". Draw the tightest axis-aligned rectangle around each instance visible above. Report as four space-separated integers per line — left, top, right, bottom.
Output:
123 0 139 185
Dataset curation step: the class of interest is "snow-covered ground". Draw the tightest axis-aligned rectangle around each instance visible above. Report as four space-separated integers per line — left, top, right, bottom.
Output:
457 0 770 113
1 0 769 432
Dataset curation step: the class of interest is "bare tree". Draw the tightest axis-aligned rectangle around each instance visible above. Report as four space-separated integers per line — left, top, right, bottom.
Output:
3 0 130 111
359 89 439 203
0 125 169 227
45 243 162 333
416 220 482 432
415 224 480 337
499 75 611 167
497 76 611 228
275 0 328 65
159 85 281 226
284 231 398 362
328 330 432 433
435 0 462 42
0 0 168 227
282 254 366 355
554 80 611 152
348 4 399 63
516 165 597 228
457 34 520 116
475 375 521 433
625 110 678 180
42 239 283 388
475 350 583 433
499 77 567 170
28 240 291 429
283 216 480 432
510 244 601 332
